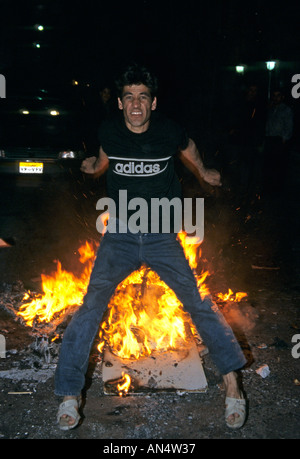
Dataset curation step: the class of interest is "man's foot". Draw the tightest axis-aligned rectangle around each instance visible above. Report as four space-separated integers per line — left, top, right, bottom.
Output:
223 372 246 429
57 396 81 430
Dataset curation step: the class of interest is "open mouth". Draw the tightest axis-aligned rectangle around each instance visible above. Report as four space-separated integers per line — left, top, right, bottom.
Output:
130 111 143 117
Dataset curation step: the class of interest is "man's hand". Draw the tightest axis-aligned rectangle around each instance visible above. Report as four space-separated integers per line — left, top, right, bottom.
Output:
202 168 222 187
179 139 222 187
80 148 109 176
80 156 98 174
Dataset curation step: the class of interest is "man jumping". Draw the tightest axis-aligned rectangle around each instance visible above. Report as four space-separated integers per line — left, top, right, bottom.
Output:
55 63 247 430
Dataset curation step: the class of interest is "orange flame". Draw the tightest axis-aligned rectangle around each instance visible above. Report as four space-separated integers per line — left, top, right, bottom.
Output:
17 229 247 367
97 232 209 360
17 241 96 328
217 289 247 302
117 372 131 397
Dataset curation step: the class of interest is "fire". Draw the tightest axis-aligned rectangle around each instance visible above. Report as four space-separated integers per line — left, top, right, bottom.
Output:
17 241 96 328
17 228 247 368
104 372 132 396
97 233 210 360
117 372 131 397
217 289 247 302
98 265 193 359
177 232 210 298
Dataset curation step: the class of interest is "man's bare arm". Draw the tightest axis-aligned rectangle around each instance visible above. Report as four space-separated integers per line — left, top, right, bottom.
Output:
80 147 109 176
178 138 221 187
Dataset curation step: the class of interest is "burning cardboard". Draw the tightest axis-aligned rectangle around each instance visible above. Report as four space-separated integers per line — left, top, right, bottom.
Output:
102 338 207 395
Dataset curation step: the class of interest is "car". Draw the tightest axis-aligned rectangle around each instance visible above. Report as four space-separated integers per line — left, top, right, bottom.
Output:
0 88 87 178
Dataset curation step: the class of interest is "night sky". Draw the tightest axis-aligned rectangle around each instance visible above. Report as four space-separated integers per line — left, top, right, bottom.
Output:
0 0 300 121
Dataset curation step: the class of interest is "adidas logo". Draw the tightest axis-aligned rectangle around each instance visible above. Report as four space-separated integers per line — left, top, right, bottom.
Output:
114 161 166 176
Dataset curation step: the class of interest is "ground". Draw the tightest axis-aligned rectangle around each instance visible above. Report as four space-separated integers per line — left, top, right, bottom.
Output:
0 151 299 441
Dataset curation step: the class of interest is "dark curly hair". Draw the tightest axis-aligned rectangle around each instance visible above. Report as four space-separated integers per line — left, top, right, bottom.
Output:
115 63 158 100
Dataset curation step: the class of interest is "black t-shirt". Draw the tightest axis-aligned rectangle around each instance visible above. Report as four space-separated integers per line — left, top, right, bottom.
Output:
98 111 189 231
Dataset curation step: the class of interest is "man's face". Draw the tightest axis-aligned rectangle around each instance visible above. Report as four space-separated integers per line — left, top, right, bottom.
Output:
100 87 111 103
118 84 157 133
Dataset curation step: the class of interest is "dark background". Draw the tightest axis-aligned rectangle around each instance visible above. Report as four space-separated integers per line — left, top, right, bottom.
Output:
1 0 299 120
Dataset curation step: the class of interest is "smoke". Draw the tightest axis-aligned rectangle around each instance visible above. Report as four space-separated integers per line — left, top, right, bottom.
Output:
220 302 258 334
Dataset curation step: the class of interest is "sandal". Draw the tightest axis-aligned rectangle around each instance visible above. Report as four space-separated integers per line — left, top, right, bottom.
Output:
57 397 81 431
225 396 246 429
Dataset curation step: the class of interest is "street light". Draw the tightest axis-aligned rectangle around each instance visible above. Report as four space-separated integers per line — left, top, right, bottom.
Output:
236 65 245 74
266 61 276 71
34 24 44 31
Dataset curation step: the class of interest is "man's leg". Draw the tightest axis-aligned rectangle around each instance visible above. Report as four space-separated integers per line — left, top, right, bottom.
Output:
143 233 246 426
55 233 140 426
143 234 246 374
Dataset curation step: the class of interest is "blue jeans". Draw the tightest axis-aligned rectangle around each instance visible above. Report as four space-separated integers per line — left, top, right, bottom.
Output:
55 231 246 396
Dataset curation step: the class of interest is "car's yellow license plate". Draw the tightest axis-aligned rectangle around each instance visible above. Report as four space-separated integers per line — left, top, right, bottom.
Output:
19 162 44 174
